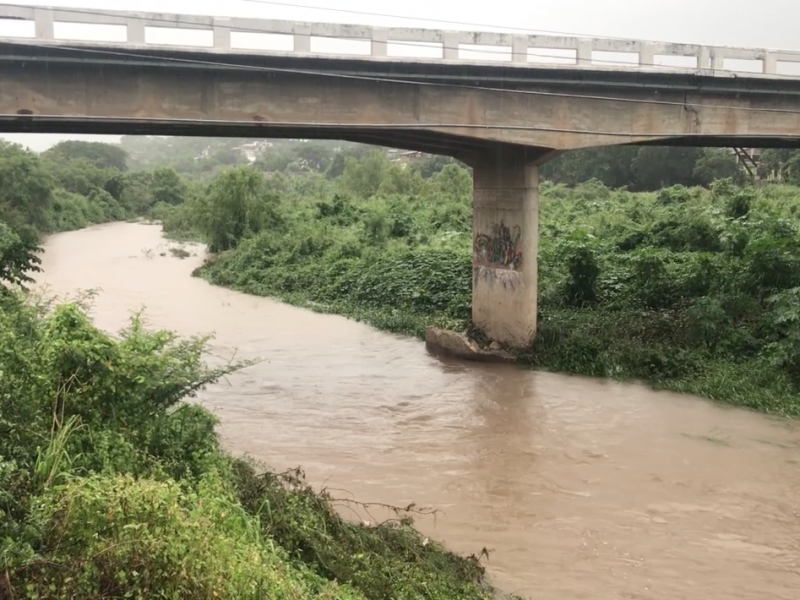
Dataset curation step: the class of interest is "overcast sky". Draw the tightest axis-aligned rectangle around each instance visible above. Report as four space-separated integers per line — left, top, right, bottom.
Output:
0 0 796 151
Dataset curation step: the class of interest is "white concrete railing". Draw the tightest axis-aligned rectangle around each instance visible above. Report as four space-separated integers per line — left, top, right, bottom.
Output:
1 4 800 77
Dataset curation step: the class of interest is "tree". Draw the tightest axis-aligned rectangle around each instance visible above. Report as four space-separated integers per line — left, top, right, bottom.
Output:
339 151 389 198
119 171 154 214
43 140 129 172
255 149 296 173
43 157 112 197
326 145 378 179
540 146 639 188
429 163 472 203
294 143 334 172
413 155 459 178
630 147 702 190
325 153 347 179
151 168 188 206
0 141 54 231
760 149 793 180
692 149 747 186
540 145 746 190
196 167 277 252
0 221 41 288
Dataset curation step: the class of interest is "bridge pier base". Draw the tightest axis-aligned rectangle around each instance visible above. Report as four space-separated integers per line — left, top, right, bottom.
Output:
471 153 539 348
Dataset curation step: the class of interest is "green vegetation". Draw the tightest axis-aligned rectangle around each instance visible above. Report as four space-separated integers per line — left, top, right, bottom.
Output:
0 139 518 599
152 142 800 416
0 139 195 240
5 135 800 597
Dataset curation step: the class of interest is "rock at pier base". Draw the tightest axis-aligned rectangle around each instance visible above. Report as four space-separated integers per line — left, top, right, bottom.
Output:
424 327 516 364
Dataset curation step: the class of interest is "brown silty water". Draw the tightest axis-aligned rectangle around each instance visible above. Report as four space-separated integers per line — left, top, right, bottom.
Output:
34 222 800 600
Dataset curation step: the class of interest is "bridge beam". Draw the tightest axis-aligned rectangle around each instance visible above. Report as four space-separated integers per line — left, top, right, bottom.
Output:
469 150 540 348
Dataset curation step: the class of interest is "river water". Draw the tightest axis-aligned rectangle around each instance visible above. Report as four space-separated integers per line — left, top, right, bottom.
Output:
35 222 800 600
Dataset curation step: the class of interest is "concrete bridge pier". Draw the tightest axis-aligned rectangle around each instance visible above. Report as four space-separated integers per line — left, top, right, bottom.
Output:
470 149 541 348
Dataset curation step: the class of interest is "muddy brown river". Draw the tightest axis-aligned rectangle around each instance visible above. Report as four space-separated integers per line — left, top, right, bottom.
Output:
35 222 800 599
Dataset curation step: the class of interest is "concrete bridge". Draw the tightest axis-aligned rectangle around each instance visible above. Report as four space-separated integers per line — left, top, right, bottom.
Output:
3 5 800 346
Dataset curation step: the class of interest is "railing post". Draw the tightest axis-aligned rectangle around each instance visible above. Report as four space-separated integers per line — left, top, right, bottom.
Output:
214 19 232 50
764 52 778 75
576 39 592 66
127 19 146 44
294 24 311 53
511 35 528 63
639 42 655 67
698 46 712 69
371 28 388 57
443 32 458 60
712 49 726 71
34 8 54 40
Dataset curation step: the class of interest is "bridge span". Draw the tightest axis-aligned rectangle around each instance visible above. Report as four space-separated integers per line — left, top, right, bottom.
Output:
3 4 800 345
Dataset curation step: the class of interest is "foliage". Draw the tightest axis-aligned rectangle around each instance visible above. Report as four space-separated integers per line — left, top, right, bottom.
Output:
0 222 41 288
0 140 510 598
232 460 496 600
42 140 129 172
0 139 196 253
14 471 370 600
192 166 281 252
0 141 55 232
0 293 510 600
151 167 188 206
541 145 747 190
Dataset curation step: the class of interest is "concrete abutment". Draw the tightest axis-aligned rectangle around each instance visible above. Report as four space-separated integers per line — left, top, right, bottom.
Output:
470 151 539 348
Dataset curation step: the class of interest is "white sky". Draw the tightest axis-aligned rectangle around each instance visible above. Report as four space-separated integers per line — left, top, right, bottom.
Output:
0 0 797 151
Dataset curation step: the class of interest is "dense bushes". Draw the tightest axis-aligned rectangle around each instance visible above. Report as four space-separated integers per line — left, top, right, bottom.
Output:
0 139 193 248
169 160 473 335
162 147 800 415
531 181 800 414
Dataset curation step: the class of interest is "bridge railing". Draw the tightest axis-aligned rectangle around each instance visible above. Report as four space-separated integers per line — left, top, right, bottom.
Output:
1 4 800 77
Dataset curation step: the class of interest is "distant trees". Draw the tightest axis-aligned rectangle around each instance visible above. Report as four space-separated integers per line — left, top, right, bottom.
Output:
114 136 800 193
760 149 800 183
540 146 746 190
0 141 54 232
42 140 129 172
0 138 199 261
193 167 280 252
151 168 188 206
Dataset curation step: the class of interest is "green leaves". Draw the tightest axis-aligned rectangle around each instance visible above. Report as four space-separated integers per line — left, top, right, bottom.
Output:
195 166 279 253
0 222 41 289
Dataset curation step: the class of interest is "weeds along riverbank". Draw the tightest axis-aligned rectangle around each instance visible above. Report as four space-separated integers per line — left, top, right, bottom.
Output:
158 156 800 417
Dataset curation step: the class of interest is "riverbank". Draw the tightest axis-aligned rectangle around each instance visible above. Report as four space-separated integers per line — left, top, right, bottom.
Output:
169 170 800 416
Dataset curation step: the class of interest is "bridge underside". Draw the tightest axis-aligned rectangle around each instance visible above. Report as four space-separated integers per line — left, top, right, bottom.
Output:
0 116 541 162
5 41 800 346
4 40 800 159
4 116 800 155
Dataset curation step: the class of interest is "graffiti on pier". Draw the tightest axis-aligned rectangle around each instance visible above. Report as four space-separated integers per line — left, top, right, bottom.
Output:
473 221 523 270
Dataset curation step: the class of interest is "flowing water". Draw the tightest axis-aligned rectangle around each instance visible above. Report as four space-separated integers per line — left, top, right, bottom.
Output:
35 222 800 600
